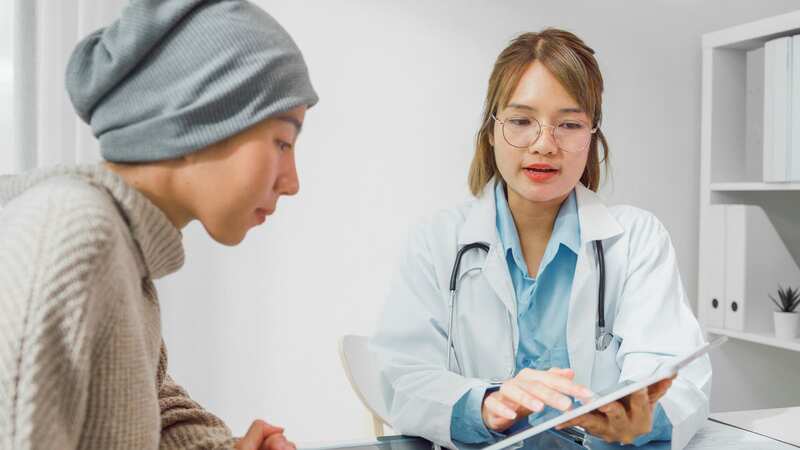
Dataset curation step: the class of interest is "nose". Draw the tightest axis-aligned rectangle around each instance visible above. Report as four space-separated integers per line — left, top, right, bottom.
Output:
277 152 300 196
528 124 559 156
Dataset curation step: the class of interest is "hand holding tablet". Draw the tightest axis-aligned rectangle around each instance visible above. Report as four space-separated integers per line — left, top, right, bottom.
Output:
481 336 727 450
554 374 676 445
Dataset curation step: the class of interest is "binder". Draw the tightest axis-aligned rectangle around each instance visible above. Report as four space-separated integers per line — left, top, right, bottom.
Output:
723 206 746 331
698 205 726 328
764 37 792 182
764 38 775 181
791 36 800 180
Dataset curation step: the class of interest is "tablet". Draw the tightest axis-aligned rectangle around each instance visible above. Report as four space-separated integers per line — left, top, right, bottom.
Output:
482 336 728 450
301 431 585 450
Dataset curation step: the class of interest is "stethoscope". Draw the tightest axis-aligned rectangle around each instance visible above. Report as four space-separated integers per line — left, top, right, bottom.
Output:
445 239 614 382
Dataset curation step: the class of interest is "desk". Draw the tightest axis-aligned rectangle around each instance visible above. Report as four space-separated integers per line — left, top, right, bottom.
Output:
711 407 799 447
301 419 797 450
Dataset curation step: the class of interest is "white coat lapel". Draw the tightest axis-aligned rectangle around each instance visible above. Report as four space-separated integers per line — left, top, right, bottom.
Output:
568 184 624 387
457 179 518 333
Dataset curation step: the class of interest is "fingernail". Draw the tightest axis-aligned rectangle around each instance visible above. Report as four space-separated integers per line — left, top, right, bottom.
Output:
528 399 544 411
501 406 517 420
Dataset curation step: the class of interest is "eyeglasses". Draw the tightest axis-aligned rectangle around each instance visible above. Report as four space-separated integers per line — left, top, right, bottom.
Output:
491 113 598 153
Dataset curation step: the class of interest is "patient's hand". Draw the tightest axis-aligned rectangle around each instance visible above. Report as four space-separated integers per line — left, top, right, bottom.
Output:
236 419 296 450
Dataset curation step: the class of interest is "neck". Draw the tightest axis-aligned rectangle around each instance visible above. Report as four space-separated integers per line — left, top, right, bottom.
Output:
506 186 569 244
104 161 193 230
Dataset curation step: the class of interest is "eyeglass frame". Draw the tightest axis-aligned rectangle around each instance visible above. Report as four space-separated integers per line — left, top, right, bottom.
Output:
490 112 599 153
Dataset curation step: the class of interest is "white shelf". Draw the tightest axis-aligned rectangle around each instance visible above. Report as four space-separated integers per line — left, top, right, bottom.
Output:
706 327 800 352
710 182 800 191
703 10 800 50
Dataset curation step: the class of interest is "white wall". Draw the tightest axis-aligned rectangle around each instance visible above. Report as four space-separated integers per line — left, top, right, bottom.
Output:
153 1 800 443
1 0 126 175
0 1 13 170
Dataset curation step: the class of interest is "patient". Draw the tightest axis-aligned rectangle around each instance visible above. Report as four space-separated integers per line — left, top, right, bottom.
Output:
0 1 317 449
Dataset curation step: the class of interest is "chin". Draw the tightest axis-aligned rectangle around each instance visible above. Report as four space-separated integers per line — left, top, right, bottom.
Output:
515 182 567 203
214 233 246 246
202 222 247 246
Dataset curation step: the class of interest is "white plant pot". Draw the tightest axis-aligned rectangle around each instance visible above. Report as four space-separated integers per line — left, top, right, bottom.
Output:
773 311 799 339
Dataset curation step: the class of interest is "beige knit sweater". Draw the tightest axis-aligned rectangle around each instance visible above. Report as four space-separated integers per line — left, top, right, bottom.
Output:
0 164 237 449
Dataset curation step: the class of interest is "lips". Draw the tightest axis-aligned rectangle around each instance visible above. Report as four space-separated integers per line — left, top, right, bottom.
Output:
254 207 273 225
524 163 559 172
523 163 559 182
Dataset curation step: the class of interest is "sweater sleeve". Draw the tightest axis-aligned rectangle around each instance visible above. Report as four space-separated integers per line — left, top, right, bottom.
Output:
0 184 117 450
157 344 238 450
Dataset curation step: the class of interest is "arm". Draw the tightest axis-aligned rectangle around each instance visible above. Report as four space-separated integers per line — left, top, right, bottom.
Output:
157 342 294 450
451 387 501 443
557 212 710 447
157 344 238 450
0 192 115 450
370 223 492 448
613 213 711 448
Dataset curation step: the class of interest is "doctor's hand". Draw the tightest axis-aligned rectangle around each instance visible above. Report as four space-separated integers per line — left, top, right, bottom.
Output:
555 375 676 445
481 367 594 433
235 419 296 450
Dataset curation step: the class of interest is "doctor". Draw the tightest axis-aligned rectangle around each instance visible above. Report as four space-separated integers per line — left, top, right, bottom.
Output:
371 28 711 449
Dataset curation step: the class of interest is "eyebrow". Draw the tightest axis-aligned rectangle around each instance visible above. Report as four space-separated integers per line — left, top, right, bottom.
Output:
276 115 303 134
506 103 584 114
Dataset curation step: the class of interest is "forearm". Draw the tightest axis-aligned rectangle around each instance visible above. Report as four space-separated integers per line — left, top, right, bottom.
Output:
159 374 238 449
451 386 504 444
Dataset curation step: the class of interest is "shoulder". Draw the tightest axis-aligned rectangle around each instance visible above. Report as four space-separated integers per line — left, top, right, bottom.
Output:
608 204 669 240
1 175 126 275
0 175 132 339
606 204 674 264
0 176 133 420
608 204 663 227
406 197 476 247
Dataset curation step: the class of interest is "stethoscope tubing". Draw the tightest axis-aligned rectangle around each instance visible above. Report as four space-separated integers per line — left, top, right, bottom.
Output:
446 239 609 380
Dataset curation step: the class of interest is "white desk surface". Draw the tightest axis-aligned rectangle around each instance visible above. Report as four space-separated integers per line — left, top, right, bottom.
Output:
686 419 796 449
300 417 797 450
711 407 799 448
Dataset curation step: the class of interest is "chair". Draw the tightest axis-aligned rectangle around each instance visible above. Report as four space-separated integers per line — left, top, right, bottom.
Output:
338 334 391 437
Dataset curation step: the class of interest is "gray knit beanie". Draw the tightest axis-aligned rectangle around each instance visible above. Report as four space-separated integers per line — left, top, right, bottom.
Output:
66 0 318 162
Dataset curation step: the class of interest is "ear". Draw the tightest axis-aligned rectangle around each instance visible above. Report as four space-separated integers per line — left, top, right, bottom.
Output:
488 127 495 147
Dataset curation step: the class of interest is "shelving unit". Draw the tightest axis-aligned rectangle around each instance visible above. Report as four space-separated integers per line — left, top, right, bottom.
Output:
710 182 800 191
698 11 800 353
706 327 800 353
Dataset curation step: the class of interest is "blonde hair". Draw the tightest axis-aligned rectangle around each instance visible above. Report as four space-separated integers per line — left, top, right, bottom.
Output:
468 28 609 196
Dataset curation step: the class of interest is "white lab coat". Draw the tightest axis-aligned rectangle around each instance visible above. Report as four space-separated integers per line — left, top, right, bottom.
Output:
370 180 711 450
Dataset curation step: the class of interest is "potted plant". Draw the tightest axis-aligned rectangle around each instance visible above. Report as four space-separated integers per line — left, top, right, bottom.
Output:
769 285 800 339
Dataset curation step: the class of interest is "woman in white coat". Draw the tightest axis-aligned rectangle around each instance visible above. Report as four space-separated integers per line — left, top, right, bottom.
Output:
371 29 711 449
